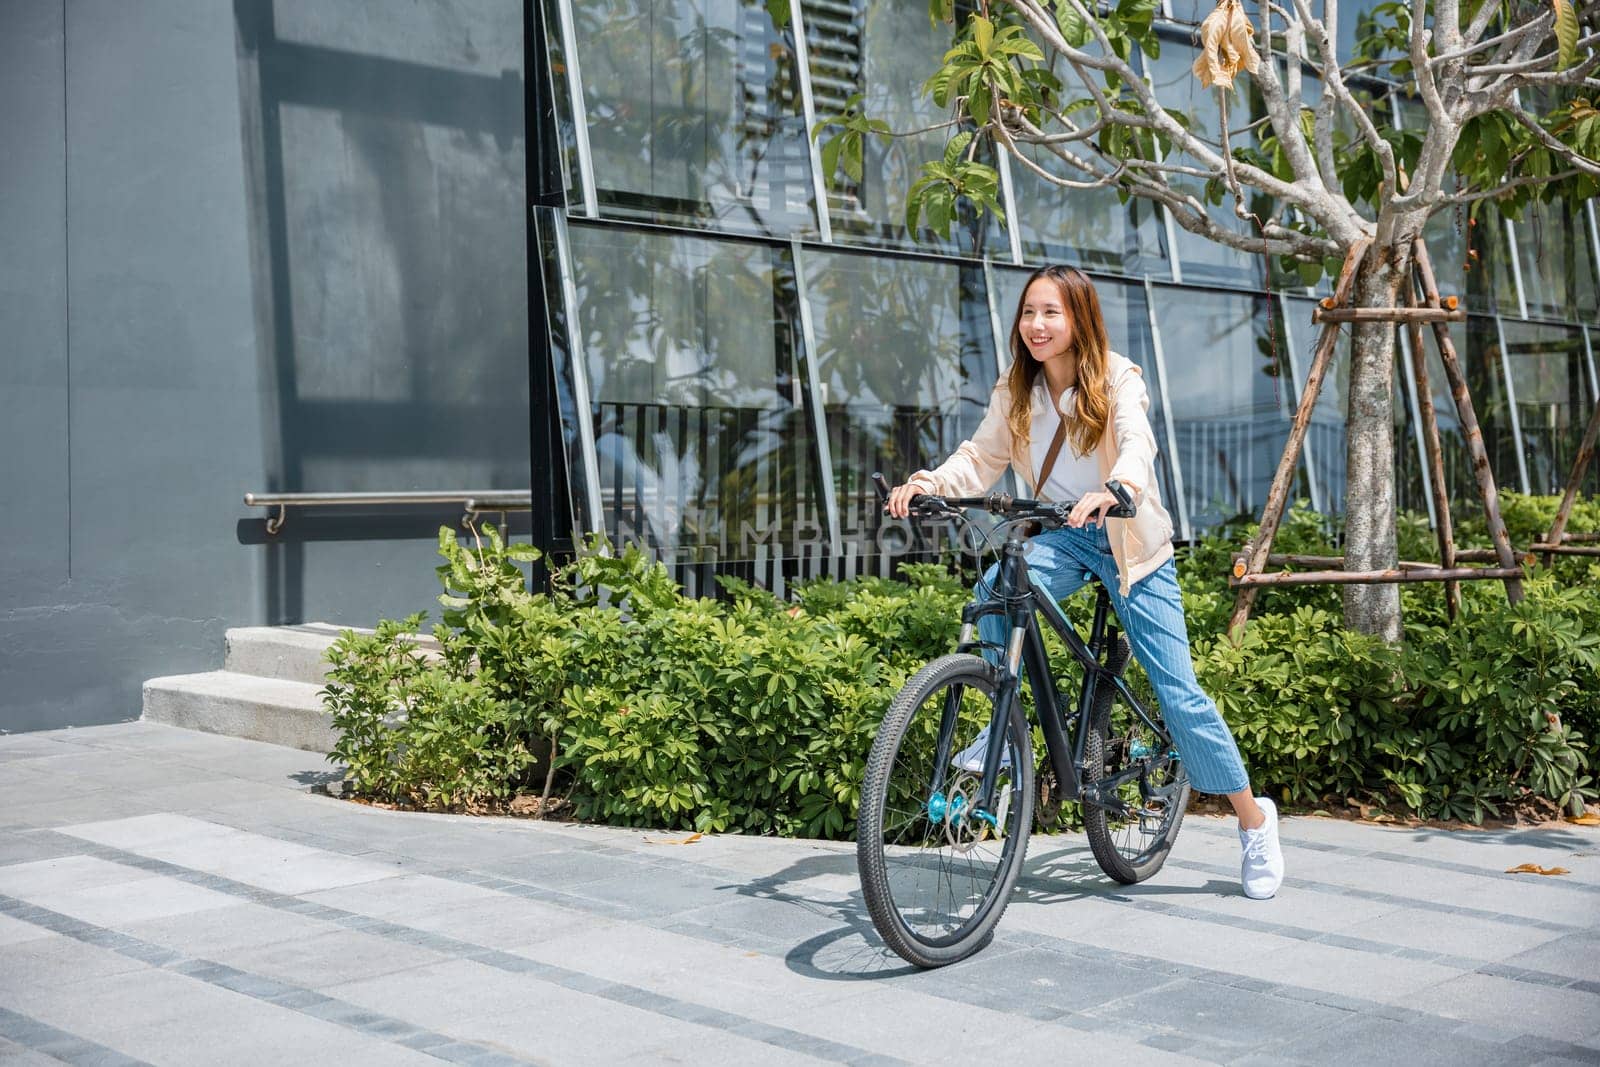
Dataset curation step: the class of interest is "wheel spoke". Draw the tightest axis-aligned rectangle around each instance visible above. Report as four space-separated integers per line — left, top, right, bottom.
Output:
859 657 1032 964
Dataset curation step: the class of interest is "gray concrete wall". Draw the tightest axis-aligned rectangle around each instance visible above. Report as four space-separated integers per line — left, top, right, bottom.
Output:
0 0 529 733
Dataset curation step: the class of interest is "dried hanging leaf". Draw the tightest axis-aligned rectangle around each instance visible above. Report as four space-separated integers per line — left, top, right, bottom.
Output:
1191 0 1261 90
1552 0 1579 70
1505 862 1571 876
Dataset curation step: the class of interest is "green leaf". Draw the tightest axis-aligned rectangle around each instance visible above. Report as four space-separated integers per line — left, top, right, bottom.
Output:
764 0 790 29
1054 0 1094 47
971 13 995 56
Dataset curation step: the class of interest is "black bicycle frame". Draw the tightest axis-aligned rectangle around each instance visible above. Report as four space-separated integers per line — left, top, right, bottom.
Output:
950 530 1175 819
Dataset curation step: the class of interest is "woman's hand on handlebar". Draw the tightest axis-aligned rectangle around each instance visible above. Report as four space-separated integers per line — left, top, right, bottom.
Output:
1067 489 1117 528
885 481 925 519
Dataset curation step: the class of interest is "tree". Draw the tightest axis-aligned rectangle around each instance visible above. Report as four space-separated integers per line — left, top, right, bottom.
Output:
800 0 1600 642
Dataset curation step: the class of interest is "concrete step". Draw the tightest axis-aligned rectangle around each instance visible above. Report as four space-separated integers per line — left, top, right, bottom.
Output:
224 623 441 685
223 623 348 685
142 671 335 753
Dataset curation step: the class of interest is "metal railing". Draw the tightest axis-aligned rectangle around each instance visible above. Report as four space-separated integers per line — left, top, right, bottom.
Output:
243 491 531 535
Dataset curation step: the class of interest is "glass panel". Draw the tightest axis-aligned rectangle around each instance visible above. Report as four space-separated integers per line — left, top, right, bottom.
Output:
1411 316 1521 520
992 270 1181 511
803 250 998 565
1154 286 1308 528
1010 142 1171 276
536 210 592 536
1503 321 1593 495
1282 297 1359 516
1517 201 1600 323
1146 38 1267 288
801 0 1001 255
540 0 583 209
564 224 830 581
571 0 817 237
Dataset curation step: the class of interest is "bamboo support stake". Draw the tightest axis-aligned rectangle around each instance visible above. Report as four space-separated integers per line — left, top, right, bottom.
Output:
1227 239 1371 642
1411 241 1525 605
1543 397 1600 565
1404 275 1460 619
1231 566 1524 587
1233 552 1439 571
1312 306 1465 324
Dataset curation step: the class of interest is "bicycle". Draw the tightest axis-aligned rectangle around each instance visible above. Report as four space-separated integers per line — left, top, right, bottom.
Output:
856 473 1191 968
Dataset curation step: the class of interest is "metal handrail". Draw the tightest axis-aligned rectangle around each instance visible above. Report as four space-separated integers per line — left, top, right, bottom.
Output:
244 490 531 535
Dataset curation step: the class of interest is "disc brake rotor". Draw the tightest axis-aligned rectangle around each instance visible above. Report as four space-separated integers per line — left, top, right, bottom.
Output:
944 772 1008 853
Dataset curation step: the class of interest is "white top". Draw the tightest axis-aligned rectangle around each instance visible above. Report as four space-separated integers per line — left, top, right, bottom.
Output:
1030 383 1102 503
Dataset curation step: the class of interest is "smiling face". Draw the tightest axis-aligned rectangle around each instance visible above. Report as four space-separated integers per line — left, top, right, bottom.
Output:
1018 277 1075 369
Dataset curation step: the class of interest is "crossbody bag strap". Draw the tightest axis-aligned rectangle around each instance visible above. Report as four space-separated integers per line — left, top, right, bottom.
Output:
1034 417 1069 497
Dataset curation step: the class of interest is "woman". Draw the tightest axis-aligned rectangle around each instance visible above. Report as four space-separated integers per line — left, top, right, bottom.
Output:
886 265 1284 900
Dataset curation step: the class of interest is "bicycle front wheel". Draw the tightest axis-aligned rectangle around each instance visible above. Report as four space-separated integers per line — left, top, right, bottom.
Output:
857 654 1033 969
1082 639 1190 884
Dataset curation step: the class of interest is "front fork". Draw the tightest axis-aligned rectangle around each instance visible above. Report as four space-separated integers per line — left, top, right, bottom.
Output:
935 540 1039 829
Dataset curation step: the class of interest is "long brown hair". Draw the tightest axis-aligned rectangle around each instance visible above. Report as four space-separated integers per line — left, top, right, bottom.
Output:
1006 265 1111 457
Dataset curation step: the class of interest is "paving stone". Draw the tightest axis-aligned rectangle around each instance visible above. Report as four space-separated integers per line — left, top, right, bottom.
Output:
119 900 331 956
1407 973 1600 1044
1271 1013 1527 1066
205 927 453 990
3 723 1600 1066
0 1035 64 1066
1502 931 1600 984
0 934 149 993
1085 978 1350 1052
1245 937 1466 1003
0 912 54 948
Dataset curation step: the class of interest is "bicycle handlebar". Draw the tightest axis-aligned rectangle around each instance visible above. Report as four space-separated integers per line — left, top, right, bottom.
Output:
871 471 1136 525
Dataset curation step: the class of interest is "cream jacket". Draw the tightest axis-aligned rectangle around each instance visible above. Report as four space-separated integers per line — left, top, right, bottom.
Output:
907 352 1176 595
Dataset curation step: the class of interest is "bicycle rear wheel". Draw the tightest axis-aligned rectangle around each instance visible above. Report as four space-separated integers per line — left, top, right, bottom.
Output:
857 654 1033 969
1082 637 1190 884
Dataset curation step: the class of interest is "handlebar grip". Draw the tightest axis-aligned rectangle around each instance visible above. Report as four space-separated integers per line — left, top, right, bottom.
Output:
871 472 892 502
1104 479 1137 518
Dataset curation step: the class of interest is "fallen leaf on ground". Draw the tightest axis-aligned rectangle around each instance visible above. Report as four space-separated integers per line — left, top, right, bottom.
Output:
1505 863 1571 876
644 832 704 845
1567 812 1600 826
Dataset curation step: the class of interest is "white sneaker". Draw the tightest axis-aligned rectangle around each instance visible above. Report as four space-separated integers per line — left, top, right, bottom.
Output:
950 726 1010 774
1239 797 1285 899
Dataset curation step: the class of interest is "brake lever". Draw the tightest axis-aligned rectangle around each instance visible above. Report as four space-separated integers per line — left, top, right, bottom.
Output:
1104 479 1137 519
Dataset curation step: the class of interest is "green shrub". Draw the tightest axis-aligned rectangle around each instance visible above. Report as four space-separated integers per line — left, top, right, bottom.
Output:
325 495 1599 834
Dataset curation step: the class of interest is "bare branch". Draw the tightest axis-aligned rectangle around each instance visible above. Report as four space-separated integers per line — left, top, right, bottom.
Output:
1429 15 1554 67
1439 168 1583 205
996 0 1339 225
1251 16 1324 188
1409 0 1447 128
1291 0 1399 198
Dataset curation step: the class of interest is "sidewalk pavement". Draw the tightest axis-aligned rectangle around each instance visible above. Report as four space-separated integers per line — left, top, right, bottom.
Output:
1 723 1597 1067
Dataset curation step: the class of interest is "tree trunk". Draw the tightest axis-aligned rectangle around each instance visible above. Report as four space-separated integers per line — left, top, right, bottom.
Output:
1341 249 1407 643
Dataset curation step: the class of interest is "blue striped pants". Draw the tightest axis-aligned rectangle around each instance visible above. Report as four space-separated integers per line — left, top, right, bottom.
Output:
975 523 1251 796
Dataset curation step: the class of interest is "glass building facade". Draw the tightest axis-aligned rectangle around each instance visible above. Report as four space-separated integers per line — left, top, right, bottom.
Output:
532 0 1600 592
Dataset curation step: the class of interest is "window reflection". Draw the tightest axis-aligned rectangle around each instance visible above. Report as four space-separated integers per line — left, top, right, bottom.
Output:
1503 321 1593 495
566 225 828 581
573 0 817 237
1516 202 1600 324
802 250 996 567
1010 142 1171 276
1154 287 1307 528
1145 40 1266 288
801 1 999 255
